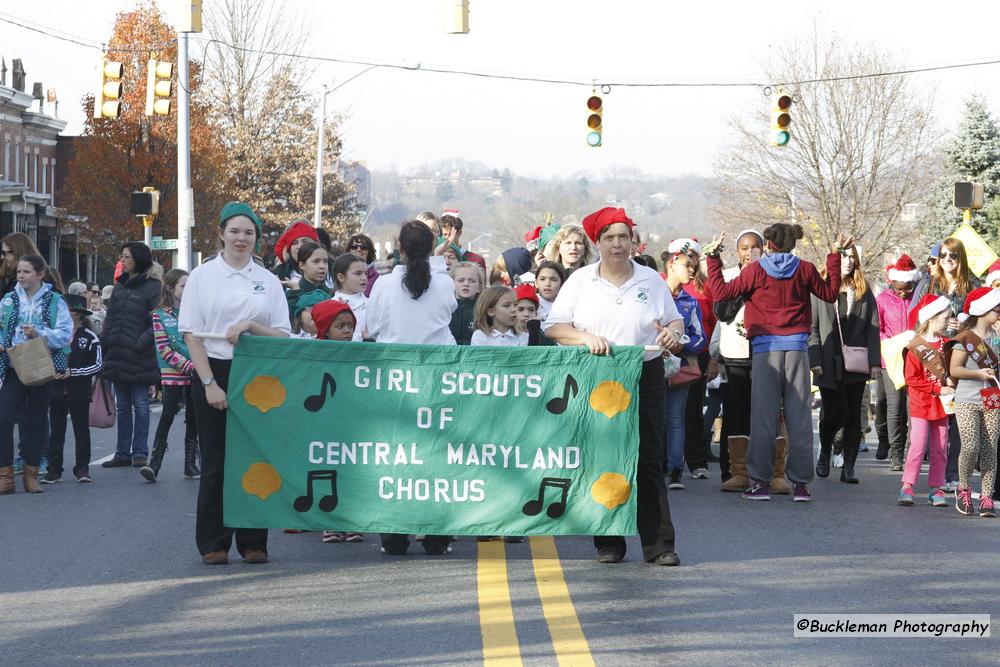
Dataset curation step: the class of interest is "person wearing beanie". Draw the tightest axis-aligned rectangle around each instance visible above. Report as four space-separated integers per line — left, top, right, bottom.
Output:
311 299 356 341
179 202 290 565
513 283 539 334
909 238 980 491
100 241 162 469
544 206 684 566
705 225 848 502
490 248 533 287
273 220 319 289
945 287 1000 517
875 254 920 469
898 294 953 507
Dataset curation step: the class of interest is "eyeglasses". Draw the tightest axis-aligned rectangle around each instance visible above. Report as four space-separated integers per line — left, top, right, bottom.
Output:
940 252 961 261
349 243 367 250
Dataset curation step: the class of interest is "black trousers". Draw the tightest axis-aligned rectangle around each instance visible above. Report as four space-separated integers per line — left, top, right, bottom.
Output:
683 352 711 471
192 359 268 557
877 369 908 452
0 370 52 468
47 399 91 475
719 364 752 479
819 382 867 463
153 385 198 443
594 358 676 561
947 415 960 483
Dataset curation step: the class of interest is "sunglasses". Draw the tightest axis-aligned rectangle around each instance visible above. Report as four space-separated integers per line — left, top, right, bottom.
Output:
349 242 367 249
940 252 961 261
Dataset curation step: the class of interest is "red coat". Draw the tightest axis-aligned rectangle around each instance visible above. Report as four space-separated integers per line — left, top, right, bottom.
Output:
706 254 841 339
904 339 948 421
683 282 716 347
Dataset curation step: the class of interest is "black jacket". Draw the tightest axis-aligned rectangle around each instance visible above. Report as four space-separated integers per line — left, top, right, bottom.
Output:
809 290 880 387
101 271 161 385
53 326 102 402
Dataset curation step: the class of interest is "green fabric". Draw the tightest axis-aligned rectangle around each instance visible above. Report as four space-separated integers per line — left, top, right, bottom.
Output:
223 337 643 535
538 223 560 253
284 279 330 320
449 296 477 345
218 201 263 237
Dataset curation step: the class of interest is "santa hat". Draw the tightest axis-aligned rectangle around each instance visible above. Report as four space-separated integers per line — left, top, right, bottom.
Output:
960 287 1000 321
912 294 951 327
274 221 318 263
441 209 461 221
887 254 920 283
986 260 1000 287
312 300 355 340
581 207 634 243
667 237 703 256
514 283 539 305
524 225 542 251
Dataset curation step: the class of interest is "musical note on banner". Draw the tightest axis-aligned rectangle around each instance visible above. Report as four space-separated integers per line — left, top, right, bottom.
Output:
293 470 339 512
545 374 579 415
521 477 572 519
304 373 337 412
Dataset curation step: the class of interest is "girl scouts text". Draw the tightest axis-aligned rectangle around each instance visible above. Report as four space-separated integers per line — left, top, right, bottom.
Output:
354 366 544 398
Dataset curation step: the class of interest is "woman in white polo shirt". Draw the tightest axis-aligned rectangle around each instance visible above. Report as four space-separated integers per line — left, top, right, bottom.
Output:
543 207 685 566
179 202 291 566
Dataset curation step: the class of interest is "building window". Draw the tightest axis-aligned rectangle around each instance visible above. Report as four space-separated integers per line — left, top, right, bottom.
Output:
41 158 48 194
50 160 56 206
3 136 8 180
15 142 20 183
32 151 38 193
25 150 30 187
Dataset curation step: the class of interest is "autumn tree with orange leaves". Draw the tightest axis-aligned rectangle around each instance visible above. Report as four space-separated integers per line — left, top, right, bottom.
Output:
63 1 230 261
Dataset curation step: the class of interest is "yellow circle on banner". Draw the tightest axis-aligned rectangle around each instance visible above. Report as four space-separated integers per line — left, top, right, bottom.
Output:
588 381 631 418
242 462 282 501
591 472 631 510
244 375 287 413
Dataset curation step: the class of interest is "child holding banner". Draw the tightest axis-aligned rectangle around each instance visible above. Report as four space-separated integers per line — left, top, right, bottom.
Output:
534 261 565 322
332 253 369 342
471 286 528 347
180 202 291 565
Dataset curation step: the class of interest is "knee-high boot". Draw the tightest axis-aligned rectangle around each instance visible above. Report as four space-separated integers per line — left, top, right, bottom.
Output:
184 438 201 480
141 439 168 482
771 437 792 494
720 437 748 492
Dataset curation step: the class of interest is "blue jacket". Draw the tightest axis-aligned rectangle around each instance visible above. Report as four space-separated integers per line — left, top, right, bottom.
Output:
673 288 706 355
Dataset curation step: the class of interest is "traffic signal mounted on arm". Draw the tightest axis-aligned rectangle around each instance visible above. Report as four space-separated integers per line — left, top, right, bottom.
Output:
145 59 173 116
587 95 603 147
93 57 124 119
770 94 792 147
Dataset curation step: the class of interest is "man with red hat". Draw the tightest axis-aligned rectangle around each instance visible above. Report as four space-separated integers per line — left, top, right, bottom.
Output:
875 254 920 468
544 207 684 566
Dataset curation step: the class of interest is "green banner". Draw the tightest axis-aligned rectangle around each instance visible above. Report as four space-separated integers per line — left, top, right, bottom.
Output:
223 336 644 536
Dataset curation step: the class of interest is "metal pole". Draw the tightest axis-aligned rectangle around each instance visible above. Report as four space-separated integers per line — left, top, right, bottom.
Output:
313 87 328 228
176 31 192 270
143 216 153 247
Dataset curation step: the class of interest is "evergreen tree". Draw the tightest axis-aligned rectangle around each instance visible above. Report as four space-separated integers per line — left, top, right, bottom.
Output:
924 95 1000 245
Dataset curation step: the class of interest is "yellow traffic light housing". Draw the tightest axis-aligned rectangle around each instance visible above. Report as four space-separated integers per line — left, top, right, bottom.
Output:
770 94 792 147
94 57 124 119
145 59 174 116
587 95 602 147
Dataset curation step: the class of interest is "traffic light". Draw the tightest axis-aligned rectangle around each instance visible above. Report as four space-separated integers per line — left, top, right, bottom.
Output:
770 93 792 147
93 57 124 119
131 188 160 216
145 59 173 116
586 95 602 147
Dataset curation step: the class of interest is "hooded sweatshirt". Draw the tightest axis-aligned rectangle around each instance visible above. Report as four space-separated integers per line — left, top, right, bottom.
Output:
875 287 914 368
706 251 840 353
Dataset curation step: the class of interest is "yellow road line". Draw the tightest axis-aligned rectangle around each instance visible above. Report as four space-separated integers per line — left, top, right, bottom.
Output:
529 537 595 667
477 540 524 666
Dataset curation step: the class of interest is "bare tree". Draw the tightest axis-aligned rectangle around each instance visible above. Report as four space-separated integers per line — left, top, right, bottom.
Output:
713 34 942 267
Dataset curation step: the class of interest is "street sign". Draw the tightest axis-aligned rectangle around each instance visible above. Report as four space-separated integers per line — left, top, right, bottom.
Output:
151 238 178 250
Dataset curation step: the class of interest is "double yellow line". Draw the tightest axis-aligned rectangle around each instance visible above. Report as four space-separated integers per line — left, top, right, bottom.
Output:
477 537 594 666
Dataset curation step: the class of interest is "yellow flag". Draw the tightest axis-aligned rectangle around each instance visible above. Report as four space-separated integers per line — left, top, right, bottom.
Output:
949 223 998 277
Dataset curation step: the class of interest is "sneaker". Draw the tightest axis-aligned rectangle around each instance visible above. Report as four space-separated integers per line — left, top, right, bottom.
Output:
39 472 61 484
101 457 131 468
668 469 685 490
690 467 710 480
742 480 771 501
792 483 812 502
927 489 948 507
74 467 91 483
132 457 148 468
38 457 48 475
321 531 345 543
423 543 452 555
13 456 23 475
955 487 973 516
980 496 996 518
897 486 915 506
858 443 869 452
344 532 364 543
943 480 959 494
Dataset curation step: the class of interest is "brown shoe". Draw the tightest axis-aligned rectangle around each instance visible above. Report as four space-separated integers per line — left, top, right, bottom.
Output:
0 466 14 495
22 465 43 493
202 551 229 565
243 549 268 564
132 457 148 467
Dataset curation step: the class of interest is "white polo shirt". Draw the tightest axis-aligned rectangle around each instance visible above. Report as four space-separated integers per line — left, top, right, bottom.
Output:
542 260 682 361
334 290 368 342
470 328 529 347
178 254 291 360
367 256 457 345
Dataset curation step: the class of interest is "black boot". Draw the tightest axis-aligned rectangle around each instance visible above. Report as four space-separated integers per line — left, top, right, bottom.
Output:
141 440 168 482
875 440 889 461
840 437 860 484
184 439 201 480
816 447 831 478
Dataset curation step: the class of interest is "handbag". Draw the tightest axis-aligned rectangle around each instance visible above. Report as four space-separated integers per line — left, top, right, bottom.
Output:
668 354 702 388
7 336 57 386
89 377 116 428
834 301 870 375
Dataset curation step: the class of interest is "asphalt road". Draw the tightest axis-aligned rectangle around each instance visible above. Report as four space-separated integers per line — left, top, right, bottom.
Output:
1 407 997 665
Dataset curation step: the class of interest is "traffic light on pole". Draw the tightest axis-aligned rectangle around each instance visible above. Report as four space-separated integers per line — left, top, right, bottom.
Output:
145 59 173 116
586 95 602 147
93 57 124 119
770 93 792 147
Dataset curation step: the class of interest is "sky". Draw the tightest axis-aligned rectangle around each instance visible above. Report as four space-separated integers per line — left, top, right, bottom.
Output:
3 1 1000 178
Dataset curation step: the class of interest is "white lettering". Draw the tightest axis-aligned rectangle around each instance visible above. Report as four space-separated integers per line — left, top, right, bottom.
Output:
447 443 463 465
309 441 323 464
416 407 433 429
355 366 370 388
